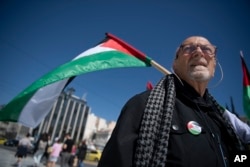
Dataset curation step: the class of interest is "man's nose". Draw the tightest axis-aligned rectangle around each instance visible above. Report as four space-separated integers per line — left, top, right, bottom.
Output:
192 46 204 57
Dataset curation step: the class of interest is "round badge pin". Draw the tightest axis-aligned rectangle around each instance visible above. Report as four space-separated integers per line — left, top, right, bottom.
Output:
187 121 202 135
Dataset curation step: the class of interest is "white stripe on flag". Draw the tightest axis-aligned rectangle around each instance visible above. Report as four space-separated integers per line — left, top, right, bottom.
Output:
73 45 115 60
18 79 69 127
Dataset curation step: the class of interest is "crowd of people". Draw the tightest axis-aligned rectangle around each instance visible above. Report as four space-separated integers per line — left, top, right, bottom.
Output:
13 132 88 167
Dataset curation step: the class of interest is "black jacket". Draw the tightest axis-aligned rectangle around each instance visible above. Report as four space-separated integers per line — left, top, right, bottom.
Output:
77 144 87 161
98 77 242 167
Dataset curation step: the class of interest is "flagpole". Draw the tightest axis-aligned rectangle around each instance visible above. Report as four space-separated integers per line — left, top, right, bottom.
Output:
150 60 172 75
240 50 244 57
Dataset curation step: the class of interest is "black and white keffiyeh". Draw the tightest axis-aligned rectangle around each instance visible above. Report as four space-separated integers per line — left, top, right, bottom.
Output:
134 74 245 167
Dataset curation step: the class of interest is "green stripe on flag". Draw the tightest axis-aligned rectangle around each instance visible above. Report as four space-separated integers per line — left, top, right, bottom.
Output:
243 86 250 118
34 51 150 89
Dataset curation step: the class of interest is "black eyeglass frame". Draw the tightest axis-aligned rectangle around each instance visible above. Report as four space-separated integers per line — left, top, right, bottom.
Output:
179 44 217 57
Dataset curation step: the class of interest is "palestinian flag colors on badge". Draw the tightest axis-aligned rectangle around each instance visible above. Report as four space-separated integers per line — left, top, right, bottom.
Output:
187 121 202 135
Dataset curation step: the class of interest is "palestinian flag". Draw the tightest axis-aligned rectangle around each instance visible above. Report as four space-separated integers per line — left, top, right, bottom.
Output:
240 52 250 119
0 33 152 127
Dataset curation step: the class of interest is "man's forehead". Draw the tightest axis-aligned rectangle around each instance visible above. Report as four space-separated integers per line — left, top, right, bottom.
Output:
181 36 211 45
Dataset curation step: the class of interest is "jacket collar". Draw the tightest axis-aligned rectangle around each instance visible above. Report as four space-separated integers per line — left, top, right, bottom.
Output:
173 75 213 108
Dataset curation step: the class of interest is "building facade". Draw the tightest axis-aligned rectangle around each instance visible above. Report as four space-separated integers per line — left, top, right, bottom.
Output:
34 89 90 142
84 113 116 150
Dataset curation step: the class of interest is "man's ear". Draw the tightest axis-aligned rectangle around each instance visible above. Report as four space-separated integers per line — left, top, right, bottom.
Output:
212 59 216 77
213 59 217 69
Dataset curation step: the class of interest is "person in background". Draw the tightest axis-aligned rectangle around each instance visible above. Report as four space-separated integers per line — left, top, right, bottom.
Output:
33 133 47 167
69 142 78 167
42 133 52 165
14 133 33 167
223 109 250 144
98 36 248 167
76 140 88 167
46 137 62 167
60 133 74 167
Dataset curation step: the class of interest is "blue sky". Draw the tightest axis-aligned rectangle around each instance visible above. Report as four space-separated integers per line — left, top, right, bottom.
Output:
1 1 250 122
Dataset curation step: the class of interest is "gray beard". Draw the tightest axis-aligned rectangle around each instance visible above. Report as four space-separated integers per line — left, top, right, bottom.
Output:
189 70 211 82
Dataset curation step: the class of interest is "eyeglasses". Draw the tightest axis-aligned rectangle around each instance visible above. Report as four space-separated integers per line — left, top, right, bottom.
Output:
180 44 217 57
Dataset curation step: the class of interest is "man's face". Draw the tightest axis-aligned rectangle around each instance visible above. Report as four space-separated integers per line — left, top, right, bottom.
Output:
173 36 216 83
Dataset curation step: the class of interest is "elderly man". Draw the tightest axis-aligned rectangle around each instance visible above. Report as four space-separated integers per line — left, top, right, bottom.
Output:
98 36 247 167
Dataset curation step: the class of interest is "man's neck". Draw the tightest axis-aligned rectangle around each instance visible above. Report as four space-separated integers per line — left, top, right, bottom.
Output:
186 80 208 96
